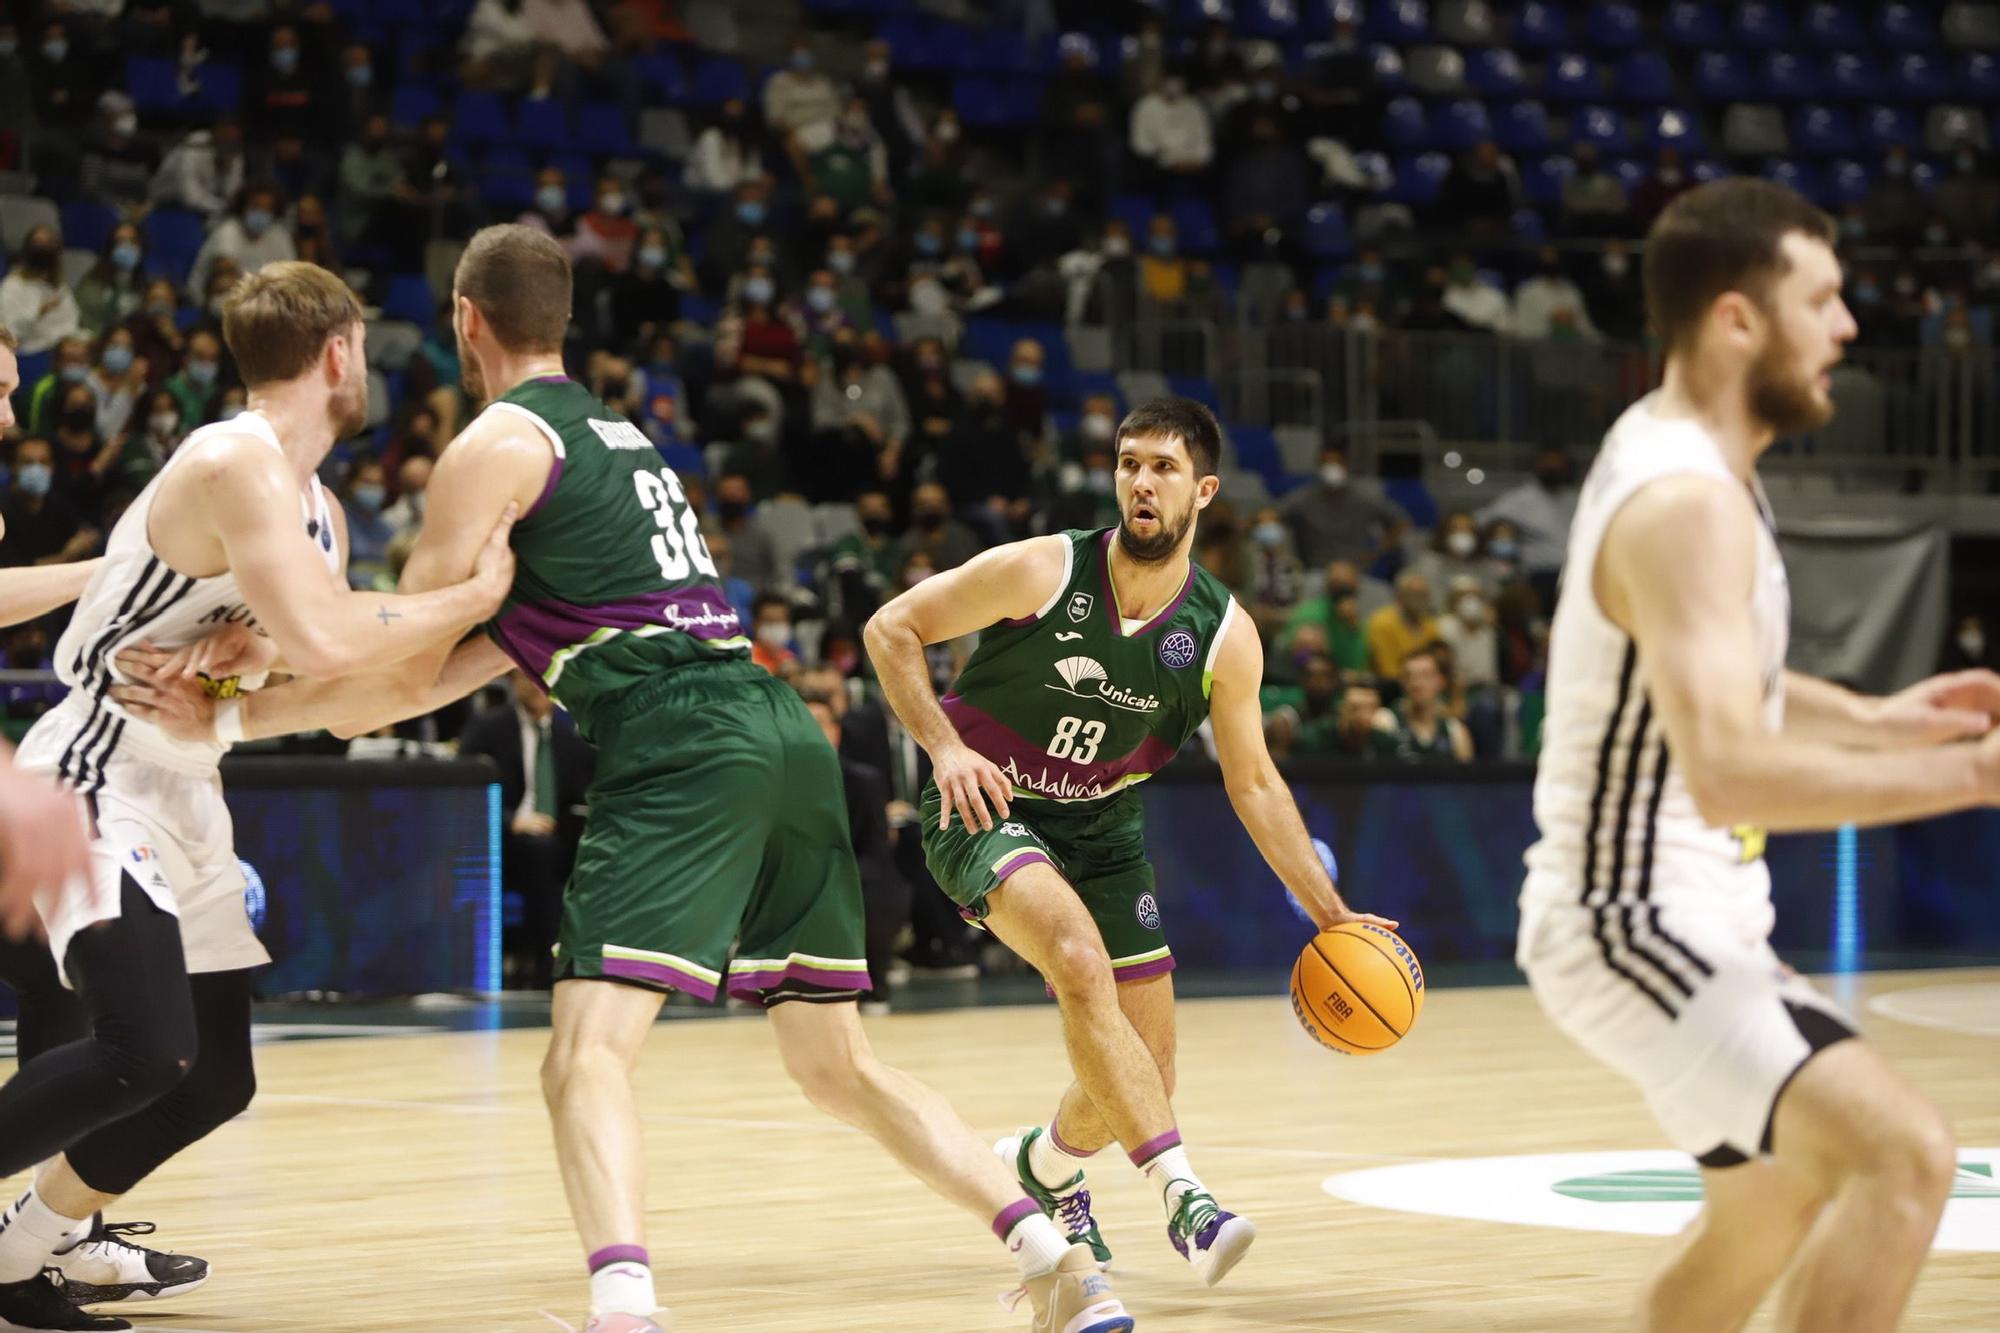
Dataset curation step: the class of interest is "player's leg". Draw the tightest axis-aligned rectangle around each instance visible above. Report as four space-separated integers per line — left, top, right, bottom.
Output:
1635 1159 1825 1332
1766 1040 1956 1332
1048 972 1177 1155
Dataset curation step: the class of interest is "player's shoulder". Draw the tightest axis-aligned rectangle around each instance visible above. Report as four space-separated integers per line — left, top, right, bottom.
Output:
169 419 290 495
967 532 1074 580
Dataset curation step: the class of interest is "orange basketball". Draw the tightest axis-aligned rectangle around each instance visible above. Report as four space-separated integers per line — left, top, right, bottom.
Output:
1289 923 1425 1055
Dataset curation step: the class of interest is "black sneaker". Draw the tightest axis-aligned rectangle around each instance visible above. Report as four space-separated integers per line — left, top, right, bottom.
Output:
49 1219 207 1305
0 1274 129 1330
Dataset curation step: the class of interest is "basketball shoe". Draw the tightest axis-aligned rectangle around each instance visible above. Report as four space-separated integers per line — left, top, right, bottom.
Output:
0 1273 130 1330
50 1219 207 1305
995 1127 1111 1266
1002 1242 1132 1333
1164 1187 1254 1286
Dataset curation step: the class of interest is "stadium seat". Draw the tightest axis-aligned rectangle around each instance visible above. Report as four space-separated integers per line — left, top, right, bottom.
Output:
1436 0 1498 46
1407 45 1468 96
1801 3 1866 47
1614 52 1675 103
139 207 205 283
1493 99 1551 152
0 196 55 257
578 102 637 158
1943 4 2000 49
952 75 1006 127
1510 207 1547 241
123 57 180 112
59 201 117 256
1826 158 1874 203
1519 153 1575 206
1762 159 1825 204
452 91 510 145
1586 3 1642 49
638 107 691 159
514 99 571 151
1691 157 1729 183
1370 45 1411 94
634 52 690 102
194 62 241 114
1963 52 2000 98
1573 105 1629 151
1926 104 1993 151
1864 104 1922 149
1663 1 1725 48
1510 2 1567 49
1170 198 1221 256
1303 203 1353 259
1607 158 1649 193
1762 53 1822 101
1239 0 1301 41
1793 104 1859 154
1878 4 1938 48
1894 52 1953 100
392 82 442 127
1438 99 1492 149
1465 48 1525 94
1695 51 1755 101
1370 0 1432 44
1723 103 1790 156
1732 3 1792 48
1642 107 1705 152
1383 97 1432 150
1385 152 1453 204
381 274 435 326
479 149 536 211
1544 52 1599 101
690 56 749 105
1907 157 1944 193
1827 52 1887 99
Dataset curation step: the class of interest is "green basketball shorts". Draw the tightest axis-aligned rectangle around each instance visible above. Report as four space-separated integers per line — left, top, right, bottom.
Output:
918 784 1172 984
555 659 870 1006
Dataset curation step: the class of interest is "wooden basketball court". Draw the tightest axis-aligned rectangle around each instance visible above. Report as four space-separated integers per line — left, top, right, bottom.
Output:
11 968 1995 1331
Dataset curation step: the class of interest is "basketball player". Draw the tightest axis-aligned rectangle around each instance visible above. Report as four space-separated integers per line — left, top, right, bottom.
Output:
1518 178 2000 1331
0 267 518 1333
863 396 1394 1280
114 225 1128 1333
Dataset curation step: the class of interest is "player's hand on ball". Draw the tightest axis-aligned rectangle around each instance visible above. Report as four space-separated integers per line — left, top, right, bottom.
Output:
0 760 87 940
1874 669 2000 745
1320 904 1400 932
932 742 1011 832
471 502 520 611
111 645 219 743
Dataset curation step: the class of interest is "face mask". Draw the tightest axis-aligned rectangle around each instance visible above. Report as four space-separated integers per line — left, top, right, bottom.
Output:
113 112 137 137
112 241 142 271
220 403 245 420
828 249 855 274
537 184 567 215
1455 595 1484 622
915 232 942 257
243 208 273 235
934 119 959 144
864 59 888 80
351 483 385 512
149 410 179 436
743 276 774 305
1103 236 1130 258
756 621 792 650
272 46 299 74
1960 629 1986 659
805 286 837 314
102 345 134 375
16 463 51 496
1320 463 1348 488
1357 262 1385 284
638 245 667 269
1488 537 1517 561
913 507 946 529
346 63 372 88
187 358 218 386
1602 253 1629 278
1149 235 1176 258
790 50 814 73
42 39 66 62
1253 520 1285 548
598 193 627 217
1084 470 1113 495
59 363 89 384
61 406 95 433
736 199 766 226
1446 530 1476 558
1011 363 1041 386
1081 412 1114 441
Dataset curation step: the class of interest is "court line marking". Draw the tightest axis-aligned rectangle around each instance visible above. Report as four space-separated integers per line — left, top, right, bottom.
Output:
1866 983 2000 1038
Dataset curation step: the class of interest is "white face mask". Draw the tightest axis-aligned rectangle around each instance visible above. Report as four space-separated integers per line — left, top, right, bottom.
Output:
1081 412 1114 441
1960 629 1986 659
756 622 790 649
1455 595 1484 623
1320 463 1348 488
1446 530 1476 558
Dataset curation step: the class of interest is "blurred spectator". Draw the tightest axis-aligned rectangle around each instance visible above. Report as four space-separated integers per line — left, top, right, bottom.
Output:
702 179 773 293
686 99 766 199
1442 254 1512 334
189 184 298 298
72 226 146 338
1365 569 1439 679
853 39 923 173
291 193 341 271
799 685 906 1011
461 0 538 89
1003 339 1048 443
907 114 971 217
25 337 92 436
247 24 325 145
151 119 247 214
941 370 1033 544
1265 650 1344 759
1279 444 1407 570
1225 114 1310 263
1321 676 1389 760
1861 147 1927 247
1129 75 1212 188
802 98 890 215
459 671 595 988
0 438 92 568
1121 20 1168 102
126 279 185 381
1280 561 1372 671
1943 613 1995 671
29 20 96 145
1562 143 1628 237
383 456 431 541
84 327 148 443
342 459 395 588
809 335 908 501
520 165 575 238
610 228 692 347
1437 141 1516 236
1629 145 1694 232
1039 37 1118 209
338 113 403 248
51 381 120 516
905 480 981 570
126 388 184 483
764 38 840 144
1582 238 1645 341
1414 510 1502 601
0 21 27 143
749 591 800 674
0 228 81 356
1478 448 1578 609
1513 249 1600 341
1303 14 1370 141
332 43 378 135
1375 647 1473 762
710 473 781 589
1438 577 1500 693
572 175 641 275
824 488 902 620
1139 214 1191 306
1242 504 1305 614
166 329 224 428
1936 149 2000 243
1331 246 1403 321
80 91 155 209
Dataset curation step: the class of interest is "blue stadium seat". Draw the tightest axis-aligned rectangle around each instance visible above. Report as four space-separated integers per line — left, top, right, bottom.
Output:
1642 107 1704 152
1494 99 1551 153
577 102 637 158
1694 51 1754 101
1586 3 1642 49
1520 154 1575 206
60 202 117 256
1171 199 1221 255
1614 52 1675 103
548 152 596 208
952 75 1006 128
1763 53 1822 101
140 208 206 283
1607 157 1648 193
1690 157 1728 183
1663 1 1724 48
514 99 571 151
1800 3 1865 48
1386 152 1452 204
1239 0 1300 41
1166 375 1221 414
1545 52 1600 101
382 274 435 325
1510 2 1568 49
1069 369 1122 407
452 91 510 145
124 57 180 111
1227 424 1285 491
1369 0 1432 44
1877 4 1938 49
1826 158 1873 203
1762 158 1825 204
1383 96 1432 150
1826 52 1886 99
391 81 442 127
691 56 750 105
194 63 242 114
1963 53 2000 101
1733 3 1792 48
1510 207 1547 241
1894 52 1952 101
479 148 535 211
634 52 690 103
1303 203 1353 258
1465 48 1525 94
1793 104 1859 154
1862 104 1920 149
1573 105 1629 151
1907 156 1942 193
1439 99 1492 149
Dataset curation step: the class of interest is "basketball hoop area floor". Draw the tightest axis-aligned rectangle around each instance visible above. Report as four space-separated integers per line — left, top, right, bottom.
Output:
4 967 1994 1332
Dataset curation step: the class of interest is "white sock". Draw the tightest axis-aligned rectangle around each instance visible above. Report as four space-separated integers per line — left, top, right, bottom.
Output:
587 1247 658 1316
1140 1146 1205 1217
1004 1212 1071 1280
0 1189 89 1283
1027 1122 1094 1189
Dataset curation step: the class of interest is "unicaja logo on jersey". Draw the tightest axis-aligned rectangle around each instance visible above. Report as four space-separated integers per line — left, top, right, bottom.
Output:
1158 630 1198 670
1046 656 1161 713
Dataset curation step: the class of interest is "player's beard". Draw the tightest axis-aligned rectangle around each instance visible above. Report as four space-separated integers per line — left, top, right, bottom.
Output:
330 373 369 440
457 325 487 404
1116 493 1196 565
1747 324 1835 437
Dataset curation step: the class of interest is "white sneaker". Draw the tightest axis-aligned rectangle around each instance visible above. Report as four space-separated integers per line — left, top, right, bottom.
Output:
51 1219 207 1305
1165 1188 1255 1287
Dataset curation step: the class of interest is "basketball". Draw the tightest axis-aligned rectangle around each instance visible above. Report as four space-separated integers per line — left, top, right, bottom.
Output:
1290 924 1426 1055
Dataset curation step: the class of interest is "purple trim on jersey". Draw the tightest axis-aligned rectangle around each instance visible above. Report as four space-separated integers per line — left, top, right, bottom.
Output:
528 373 573 384
600 955 718 1000
993 1198 1041 1242
723 960 871 1000
939 694 1179 803
1040 952 1177 999
993 849 1053 883
492 586 745 678
1097 530 1196 638
588 1246 648 1273
524 453 565 521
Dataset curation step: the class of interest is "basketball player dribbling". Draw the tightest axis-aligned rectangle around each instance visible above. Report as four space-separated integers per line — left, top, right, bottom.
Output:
1518 178 2000 1331
0 273 519 1333
865 396 1392 1282
115 224 1130 1333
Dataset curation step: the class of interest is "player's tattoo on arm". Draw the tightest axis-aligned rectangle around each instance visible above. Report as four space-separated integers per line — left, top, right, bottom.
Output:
376 605 403 626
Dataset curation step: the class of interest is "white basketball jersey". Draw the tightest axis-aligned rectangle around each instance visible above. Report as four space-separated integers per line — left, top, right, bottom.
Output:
1520 393 1791 943
46 410 340 785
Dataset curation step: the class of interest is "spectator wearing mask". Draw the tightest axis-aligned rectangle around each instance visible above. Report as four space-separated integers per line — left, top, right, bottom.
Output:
0 438 93 568
853 39 924 174
80 90 156 210
51 381 120 515
702 179 774 294
1413 510 1502 601
1129 76 1213 189
1438 575 1502 753
709 472 781 589
150 118 246 214
1374 647 1473 762
1628 145 1694 231
609 227 693 348
24 337 93 438
125 388 184 484
1936 149 2000 244
383 455 430 541
1279 561 1373 671
571 175 640 275
461 0 538 89
695 527 759 632
1365 568 1439 679
341 458 395 589
188 183 298 298
941 370 1033 543
71 226 146 339
1279 445 1408 571
798 685 907 1012
1512 248 1601 341
1064 394 1119 465
331 43 379 137
1442 254 1513 335
749 591 800 675
763 38 840 144
1039 37 1118 212
1243 504 1305 616
802 98 891 215
809 335 908 501
29 20 96 146
1861 146 1927 248
1224 113 1311 263
338 113 404 249
686 99 766 199
1332 247 1403 321
1003 338 1049 443
291 192 342 272
905 480 982 570
1582 238 1645 340
801 270 858 361
0 229 81 357
459 671 596 988
85 326 149 443
248 24 325 144
1139 214 1192 306
1044 434 1121 533
125 279 185 383
718 265 803 391
1562 143 1628 237
1478 447 1578 610
907 116 972 219
825 489 904 604
1437 140 1517 235
165 329 226 428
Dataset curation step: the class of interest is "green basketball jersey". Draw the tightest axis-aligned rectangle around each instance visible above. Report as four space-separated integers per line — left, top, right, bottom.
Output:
481 376 749 740
941 528 1239 808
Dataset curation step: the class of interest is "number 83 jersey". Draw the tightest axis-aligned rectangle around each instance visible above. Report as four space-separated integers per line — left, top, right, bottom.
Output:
941 528 1237 809
480 376 750 742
